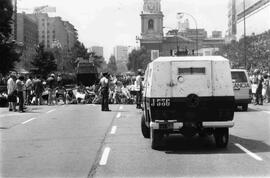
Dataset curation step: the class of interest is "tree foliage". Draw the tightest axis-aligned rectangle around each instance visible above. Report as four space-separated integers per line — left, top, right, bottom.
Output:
127 47 151 72
107 55 117 74
70 41 105 71
217 30 270 70
89 52 105 70
0 0 21 75
31 43 57 77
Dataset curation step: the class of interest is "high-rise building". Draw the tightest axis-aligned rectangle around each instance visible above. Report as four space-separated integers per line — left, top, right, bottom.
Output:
227 0 270 40
89 46 104 57
27 13 78 71
178 19 190 32
113 46 128 61
212 31 222 38
27 13 77 50
64 21 78 50
16 12 39 70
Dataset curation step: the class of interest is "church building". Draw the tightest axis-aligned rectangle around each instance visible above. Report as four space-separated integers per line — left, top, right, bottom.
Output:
140 0 225 57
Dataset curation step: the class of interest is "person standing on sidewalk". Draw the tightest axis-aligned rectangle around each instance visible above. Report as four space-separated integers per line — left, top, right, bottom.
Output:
47 74 57 105
99 72 110 111
33 75 43 105
25 75 33 105
256 73 264 105
263 73 270 103
16 75 25 112
7 72 17 111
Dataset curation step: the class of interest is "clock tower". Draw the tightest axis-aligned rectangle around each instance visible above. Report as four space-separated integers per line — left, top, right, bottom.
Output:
140 0 163 50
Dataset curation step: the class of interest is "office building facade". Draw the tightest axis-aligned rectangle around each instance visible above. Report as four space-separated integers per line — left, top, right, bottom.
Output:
16 12 39 70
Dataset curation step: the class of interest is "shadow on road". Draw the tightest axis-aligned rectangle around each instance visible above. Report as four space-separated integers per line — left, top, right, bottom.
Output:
162 134 270 154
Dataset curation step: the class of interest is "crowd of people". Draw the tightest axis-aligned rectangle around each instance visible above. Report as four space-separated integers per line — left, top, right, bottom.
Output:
0 71 143 112
249 68 270 105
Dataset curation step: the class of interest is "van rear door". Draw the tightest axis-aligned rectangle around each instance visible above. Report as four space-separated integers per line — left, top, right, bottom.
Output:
171 61 212 97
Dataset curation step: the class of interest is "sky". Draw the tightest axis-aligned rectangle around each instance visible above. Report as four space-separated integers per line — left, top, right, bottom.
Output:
18 0 229 59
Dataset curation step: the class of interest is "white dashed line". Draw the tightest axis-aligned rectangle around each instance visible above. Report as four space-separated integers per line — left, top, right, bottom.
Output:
22 118 36 125
119 105 123 110
235 143 263 161
116 112 121 118
46 109 56 113
110 126 117 134
263 111 270 115
99 147 111 165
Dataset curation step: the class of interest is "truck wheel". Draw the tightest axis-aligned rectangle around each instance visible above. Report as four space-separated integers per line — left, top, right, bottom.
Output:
151 128 163 150
214 128 229 148
242 104 248 111
141 114 150 138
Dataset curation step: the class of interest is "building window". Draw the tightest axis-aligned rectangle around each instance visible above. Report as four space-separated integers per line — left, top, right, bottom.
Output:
148 19 154 30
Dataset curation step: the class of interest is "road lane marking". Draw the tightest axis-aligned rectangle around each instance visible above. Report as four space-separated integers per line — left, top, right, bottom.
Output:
119 105 123 110
263 111 270 115
116 112 121 118
22 118 36 125
99 147 111 165
110 126 117 134
235 143 263 161
46 109 56 114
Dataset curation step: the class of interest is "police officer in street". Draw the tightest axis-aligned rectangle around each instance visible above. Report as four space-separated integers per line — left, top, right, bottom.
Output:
135 69 143 109
100 72 110 111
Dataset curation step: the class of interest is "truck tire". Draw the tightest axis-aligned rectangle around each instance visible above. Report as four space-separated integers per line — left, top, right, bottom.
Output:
141 114 150 138
214 128 229 148
242 104 248 111
151 128 163 150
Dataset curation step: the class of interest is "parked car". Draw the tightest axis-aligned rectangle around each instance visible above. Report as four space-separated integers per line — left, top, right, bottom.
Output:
231 69 251 111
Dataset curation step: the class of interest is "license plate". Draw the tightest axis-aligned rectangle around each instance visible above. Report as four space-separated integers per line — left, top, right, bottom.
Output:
150 98 170 107
159 123 173 129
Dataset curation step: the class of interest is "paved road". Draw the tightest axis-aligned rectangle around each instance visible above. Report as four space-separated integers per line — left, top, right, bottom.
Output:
0 103 270 177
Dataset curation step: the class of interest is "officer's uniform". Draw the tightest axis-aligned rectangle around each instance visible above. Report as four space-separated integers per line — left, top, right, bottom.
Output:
100 74 110 111
135 71 143 109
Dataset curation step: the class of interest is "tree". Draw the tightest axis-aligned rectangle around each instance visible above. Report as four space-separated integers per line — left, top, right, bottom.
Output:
107 55 117 74
127 47 151 72
89 52 105 70
0 0 21 75
31 43 57 78
217 30 270 70
70 41 89 70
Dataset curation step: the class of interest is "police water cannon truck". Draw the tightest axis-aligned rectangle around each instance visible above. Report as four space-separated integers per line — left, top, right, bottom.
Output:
141 56 235 150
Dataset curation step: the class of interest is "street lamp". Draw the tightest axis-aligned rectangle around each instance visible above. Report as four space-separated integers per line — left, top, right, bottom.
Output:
177 12 198 56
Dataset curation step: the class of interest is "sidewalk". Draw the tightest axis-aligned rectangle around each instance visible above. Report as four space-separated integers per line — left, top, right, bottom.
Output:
248 102 270 111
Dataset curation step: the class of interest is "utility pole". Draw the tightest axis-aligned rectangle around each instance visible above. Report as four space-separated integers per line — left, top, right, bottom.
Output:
15 0 17 40
243 0 247 69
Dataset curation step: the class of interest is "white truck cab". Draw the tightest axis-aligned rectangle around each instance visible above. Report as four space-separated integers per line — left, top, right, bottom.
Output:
141 56 235 149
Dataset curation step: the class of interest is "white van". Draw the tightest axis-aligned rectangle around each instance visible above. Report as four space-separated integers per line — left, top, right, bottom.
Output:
231 69 251 111
141 56 235 149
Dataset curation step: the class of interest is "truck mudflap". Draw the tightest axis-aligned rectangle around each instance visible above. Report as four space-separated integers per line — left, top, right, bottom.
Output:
150 120 234 130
